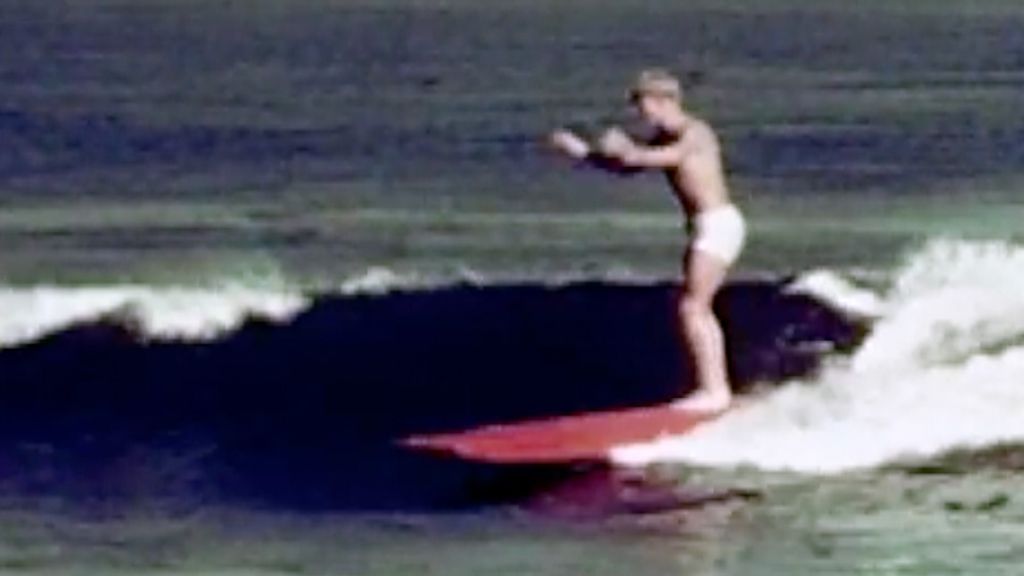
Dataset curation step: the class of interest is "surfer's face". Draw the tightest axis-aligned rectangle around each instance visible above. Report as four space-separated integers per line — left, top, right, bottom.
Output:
631 93 674 128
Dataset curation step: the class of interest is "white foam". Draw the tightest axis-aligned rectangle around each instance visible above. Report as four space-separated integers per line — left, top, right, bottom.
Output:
0 283 308 348
613 239 1024 474
334 264 665 294
784 269 886 320
338 267 418 295
336 266 495 295
0 265 659 349
854 239 1024 372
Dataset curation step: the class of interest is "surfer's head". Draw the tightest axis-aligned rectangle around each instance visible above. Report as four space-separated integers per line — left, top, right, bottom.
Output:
628 69 683 127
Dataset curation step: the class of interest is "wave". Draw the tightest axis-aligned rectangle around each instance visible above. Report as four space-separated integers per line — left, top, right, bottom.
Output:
0 263 867 350
0 267 498 349
0 272 863 509
4 240 1017 506
0 283 308 348
614 239 1024 474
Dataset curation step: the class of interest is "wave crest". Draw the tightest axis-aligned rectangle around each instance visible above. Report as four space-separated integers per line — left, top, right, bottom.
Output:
0 284 308 347
855 239 1024 371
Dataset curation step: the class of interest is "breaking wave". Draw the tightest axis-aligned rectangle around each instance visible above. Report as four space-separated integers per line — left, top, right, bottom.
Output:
614 240 1024 474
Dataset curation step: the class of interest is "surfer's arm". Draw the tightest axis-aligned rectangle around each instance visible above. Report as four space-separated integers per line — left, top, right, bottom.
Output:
549 129 642 175
596 127 685 170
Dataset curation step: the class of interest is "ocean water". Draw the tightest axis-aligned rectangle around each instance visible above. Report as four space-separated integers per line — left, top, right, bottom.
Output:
1 0 1024 574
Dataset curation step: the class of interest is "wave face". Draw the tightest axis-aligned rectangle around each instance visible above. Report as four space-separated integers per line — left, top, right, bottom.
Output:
615 240 1024 474
0 275 861 510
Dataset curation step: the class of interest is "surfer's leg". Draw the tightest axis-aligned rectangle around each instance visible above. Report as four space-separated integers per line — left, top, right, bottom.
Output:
674 248 732 413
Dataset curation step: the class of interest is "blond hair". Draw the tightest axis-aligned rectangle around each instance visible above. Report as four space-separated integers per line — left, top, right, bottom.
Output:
628 69 682 102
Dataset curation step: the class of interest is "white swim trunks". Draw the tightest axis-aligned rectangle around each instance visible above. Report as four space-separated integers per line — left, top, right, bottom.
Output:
690 204 746 265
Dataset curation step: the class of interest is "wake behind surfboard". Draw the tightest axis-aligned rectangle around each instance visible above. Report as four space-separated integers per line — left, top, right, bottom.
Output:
402 404 723 464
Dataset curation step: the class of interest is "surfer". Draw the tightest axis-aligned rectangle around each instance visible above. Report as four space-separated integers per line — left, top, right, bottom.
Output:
549 69 745 414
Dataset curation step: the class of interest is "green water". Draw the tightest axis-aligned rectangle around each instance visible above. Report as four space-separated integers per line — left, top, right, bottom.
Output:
2 0 1023 285
1 466 1021 575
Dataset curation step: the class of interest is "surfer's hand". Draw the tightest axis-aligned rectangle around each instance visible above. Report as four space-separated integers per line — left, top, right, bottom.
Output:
549 129 591 160
597 127 634 158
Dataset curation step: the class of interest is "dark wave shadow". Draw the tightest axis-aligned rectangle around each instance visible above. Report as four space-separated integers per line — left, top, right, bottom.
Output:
0 279 867 512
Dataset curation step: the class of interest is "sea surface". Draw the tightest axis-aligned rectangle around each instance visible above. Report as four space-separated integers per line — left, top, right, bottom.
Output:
1 0 1024 574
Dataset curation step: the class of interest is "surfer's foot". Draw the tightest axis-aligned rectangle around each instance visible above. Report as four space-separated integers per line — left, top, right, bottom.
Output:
671 387 731 414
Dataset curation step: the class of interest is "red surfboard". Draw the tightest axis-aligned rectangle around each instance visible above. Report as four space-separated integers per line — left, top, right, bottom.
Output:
402 404 722 464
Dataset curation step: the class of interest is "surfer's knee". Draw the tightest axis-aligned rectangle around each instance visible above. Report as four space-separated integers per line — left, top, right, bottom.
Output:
678 295 712 325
